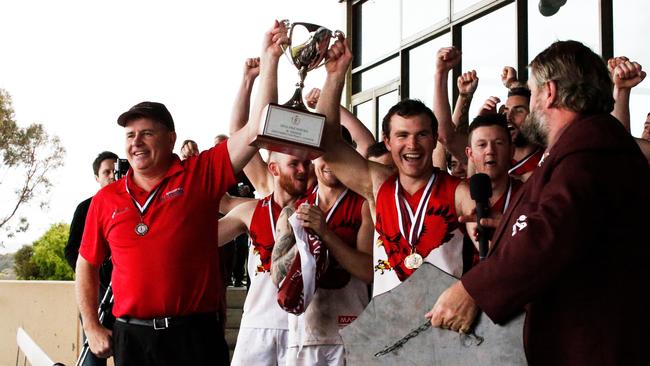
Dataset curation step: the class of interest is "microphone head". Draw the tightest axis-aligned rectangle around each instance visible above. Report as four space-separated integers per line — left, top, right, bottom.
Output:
470 173 493 201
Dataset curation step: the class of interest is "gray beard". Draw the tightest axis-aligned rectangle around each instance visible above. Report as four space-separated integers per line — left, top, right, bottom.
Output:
521 110 549 147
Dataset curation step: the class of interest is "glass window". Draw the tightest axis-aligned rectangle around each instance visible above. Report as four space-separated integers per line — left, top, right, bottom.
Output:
409 33 452 109
453 0 486 15
402 0 448 40
360 57 400 91
462 3 516 120
353 100 376 138
360 0 400 65
614 0 650 137
378 90 400 134
528 0 600 60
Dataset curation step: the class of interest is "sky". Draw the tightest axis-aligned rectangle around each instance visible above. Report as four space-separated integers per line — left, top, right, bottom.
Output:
0 0 346 253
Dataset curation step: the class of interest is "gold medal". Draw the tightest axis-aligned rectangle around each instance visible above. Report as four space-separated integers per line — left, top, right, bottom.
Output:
404 252 423 269
135 222 149 236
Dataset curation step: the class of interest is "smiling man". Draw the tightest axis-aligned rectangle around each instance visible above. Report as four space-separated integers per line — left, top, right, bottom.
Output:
75 21 289 366
315 35 474 297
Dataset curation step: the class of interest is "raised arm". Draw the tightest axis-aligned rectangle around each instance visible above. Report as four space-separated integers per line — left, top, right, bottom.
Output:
305 87 375 157
319 34 390 211
501 66 525 90
609 56 646 132
452 70 479 135
227 21 287 174
433 47 467 164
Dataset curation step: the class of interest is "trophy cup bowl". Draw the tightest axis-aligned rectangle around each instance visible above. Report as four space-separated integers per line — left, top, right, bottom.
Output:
252 20 343 160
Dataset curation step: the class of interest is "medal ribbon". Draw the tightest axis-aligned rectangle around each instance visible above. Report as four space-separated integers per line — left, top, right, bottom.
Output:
314 188 348 223
503 178 513 213
124 176 164 217
268 195 278 241
394 173 436 252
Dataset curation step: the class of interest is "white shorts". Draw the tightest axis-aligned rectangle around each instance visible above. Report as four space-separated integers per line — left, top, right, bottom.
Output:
231 328 288 366
286 344 345 366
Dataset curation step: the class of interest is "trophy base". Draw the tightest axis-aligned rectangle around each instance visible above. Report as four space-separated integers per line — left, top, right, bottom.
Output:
252 103 326 160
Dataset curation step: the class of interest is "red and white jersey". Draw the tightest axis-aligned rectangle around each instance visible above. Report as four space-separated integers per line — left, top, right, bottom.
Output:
241 194 288 330
288 188 369 346
509 148 543 177
373 170 464 297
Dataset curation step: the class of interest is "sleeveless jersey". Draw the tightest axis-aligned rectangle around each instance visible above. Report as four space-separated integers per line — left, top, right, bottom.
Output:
509 148 543 176
241 194 288 329
373 170 464 296
288 188 369 346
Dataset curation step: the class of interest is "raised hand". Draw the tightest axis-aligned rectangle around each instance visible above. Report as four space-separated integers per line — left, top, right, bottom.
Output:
261 20 289 61
295 204 328 237
325 32 353 77
304 88 321 109
457 70 479 96
436 46 461 73
501 66 518 89
243 57 260 80
478 96 501 116
611 58 646 90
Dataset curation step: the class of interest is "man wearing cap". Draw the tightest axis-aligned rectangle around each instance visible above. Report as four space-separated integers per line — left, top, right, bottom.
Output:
75 21 289 366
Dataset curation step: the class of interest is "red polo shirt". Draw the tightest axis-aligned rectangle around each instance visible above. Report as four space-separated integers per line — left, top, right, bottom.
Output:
80 142 235 318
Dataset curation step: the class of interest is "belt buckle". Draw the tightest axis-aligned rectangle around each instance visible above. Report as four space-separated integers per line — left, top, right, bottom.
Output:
153 317 169 330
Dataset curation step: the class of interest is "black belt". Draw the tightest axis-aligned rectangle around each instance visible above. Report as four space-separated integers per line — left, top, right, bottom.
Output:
116 312 220 330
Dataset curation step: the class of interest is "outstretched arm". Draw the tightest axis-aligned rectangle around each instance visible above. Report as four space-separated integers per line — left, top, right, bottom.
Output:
227 21 287 174
318 34 391 214
217 200 255 246
433 47 467 164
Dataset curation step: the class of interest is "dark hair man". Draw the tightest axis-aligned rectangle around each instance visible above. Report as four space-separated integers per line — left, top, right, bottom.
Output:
427 40 650 366
65 150 118 366
75 22 289 366
317 38 475 298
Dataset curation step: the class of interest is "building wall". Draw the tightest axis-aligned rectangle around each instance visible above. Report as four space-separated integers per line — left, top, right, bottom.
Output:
0 280 80 366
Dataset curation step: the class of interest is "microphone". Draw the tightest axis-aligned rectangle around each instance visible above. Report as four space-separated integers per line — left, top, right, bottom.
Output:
469 173 492 260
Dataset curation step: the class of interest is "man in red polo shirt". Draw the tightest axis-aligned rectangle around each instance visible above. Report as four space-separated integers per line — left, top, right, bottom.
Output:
75 21 289 365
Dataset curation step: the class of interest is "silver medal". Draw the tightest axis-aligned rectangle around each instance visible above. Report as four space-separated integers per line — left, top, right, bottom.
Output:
135 222 149 236
404 252 423 269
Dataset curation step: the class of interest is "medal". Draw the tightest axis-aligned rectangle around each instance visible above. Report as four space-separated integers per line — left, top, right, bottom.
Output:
135 222 149 236
404 252 423 269
395 173 436 270
125 175 165 238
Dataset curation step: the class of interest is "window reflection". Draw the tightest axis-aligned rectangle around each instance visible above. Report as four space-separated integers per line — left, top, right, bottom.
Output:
614 0 650 137
528 0 600 59
402 0 448 40
360 0 400 65
462 3 516 120
409 33 452 109
353 100 376 138
360 57 400 91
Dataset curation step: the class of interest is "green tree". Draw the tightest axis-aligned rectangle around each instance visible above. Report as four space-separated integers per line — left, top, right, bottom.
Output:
14 245 40 279
13 223 73 280
0 88 66 243
31 223 73 280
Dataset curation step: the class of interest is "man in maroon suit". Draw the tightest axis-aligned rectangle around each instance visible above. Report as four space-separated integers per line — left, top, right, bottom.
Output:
426 40 650 366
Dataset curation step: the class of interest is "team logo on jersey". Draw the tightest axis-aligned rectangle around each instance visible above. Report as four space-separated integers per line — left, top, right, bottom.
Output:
111 206 130 219
511 215 528 237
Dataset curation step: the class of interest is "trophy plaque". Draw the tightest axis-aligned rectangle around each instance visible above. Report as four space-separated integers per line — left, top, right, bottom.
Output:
253 20 343 160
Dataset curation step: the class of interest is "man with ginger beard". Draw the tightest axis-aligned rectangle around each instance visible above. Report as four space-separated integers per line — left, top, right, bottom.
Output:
270 131 373 365
217 151 311 366
427 40 650 365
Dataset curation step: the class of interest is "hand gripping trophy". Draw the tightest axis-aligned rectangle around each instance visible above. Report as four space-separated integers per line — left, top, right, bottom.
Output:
252 20 344 159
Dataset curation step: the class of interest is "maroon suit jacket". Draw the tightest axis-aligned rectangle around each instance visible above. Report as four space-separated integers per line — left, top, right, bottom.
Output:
462 113 650 366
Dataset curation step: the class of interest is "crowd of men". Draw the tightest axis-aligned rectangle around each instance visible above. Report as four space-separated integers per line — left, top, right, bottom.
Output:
70 20 649 366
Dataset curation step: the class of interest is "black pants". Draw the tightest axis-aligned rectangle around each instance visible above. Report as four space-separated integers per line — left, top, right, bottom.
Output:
113 314 229 366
